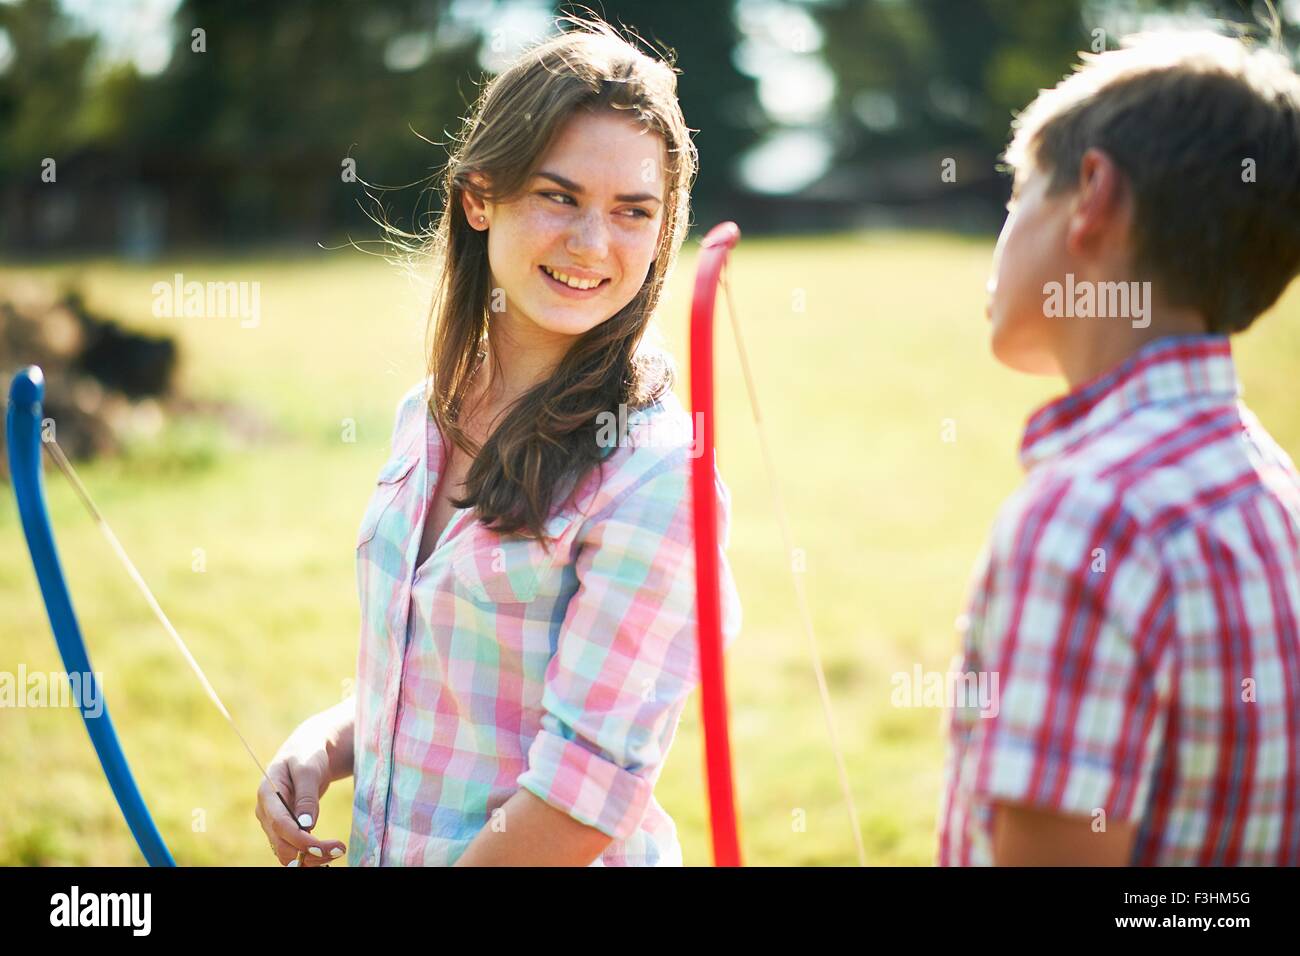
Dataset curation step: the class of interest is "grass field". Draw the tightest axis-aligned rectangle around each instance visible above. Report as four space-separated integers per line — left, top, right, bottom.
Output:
3 232 1299 866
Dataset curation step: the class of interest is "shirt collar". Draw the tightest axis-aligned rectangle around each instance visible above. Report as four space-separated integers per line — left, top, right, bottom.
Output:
1019 334 1241 470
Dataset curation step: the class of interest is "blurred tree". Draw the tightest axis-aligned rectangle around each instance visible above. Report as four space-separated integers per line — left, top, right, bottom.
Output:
1197 0 1300 45
573 1 763 222
149 0 483 241
2 0 1295 249
810 0 1090 189
808 0 1298 208
0 0 99 177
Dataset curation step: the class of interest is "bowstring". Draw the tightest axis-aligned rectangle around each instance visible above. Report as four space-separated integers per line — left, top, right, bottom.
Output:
718 264 869 867
42 437 309 865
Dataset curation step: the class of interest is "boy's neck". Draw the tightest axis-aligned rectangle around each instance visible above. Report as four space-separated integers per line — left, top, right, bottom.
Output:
1054 304 1209 389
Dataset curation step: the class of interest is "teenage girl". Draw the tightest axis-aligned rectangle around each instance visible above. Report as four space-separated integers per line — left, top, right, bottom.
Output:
254 19 742 866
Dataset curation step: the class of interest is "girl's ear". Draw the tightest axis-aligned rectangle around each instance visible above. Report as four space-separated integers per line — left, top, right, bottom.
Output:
461 173 492 231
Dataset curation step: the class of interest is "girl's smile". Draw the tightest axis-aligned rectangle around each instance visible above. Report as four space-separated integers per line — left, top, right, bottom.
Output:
539 264 610 296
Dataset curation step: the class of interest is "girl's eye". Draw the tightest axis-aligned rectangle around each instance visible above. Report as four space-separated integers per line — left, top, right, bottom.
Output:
538 191 652 219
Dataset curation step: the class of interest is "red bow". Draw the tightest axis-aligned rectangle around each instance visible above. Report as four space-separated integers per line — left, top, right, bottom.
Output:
687 221 867 868
688 221 743 866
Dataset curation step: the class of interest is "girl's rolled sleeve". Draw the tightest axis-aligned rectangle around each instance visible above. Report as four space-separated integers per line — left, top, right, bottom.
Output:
517 447 741 839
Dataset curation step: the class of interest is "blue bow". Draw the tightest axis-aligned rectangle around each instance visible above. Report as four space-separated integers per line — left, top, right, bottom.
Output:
6 366 175 866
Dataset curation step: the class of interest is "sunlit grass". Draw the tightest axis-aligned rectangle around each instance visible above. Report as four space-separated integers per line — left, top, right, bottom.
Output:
3 233 1298 865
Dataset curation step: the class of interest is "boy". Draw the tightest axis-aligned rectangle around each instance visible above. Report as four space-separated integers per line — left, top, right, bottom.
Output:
939 31 1300 865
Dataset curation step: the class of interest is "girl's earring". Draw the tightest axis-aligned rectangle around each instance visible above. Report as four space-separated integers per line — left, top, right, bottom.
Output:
478 216 486 226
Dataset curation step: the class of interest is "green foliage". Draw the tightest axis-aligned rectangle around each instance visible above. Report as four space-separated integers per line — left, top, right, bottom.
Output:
810 0 1298 192
0 0 761 243
0 0 99 173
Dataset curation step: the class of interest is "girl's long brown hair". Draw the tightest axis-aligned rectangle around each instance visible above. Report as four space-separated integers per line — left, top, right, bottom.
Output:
422 18 697 543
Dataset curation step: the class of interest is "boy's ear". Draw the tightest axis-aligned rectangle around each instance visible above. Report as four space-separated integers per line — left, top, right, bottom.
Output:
1066 148 1130 259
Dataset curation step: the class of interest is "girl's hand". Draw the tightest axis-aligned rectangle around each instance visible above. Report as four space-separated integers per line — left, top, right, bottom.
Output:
256 728 348 867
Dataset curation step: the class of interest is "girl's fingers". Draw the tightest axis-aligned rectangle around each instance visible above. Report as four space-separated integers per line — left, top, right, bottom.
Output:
299 842 348 867
271 834 302 867
271 820 346 865
276 824 347 865
257 775 347 865
268 801 346 862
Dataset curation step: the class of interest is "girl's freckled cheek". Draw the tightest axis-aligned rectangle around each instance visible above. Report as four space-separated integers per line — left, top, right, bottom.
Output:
517 208 569 245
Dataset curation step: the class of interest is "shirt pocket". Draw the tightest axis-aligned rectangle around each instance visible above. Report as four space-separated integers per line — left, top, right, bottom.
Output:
451 512 578 604
357 453 419 548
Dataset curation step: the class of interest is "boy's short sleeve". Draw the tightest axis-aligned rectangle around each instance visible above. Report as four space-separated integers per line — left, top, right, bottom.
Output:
516 447 743 839
962 477 1176 824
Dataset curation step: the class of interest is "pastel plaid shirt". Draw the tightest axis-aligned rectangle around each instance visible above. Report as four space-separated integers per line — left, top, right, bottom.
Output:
348 379 742 866
939 335 1300 866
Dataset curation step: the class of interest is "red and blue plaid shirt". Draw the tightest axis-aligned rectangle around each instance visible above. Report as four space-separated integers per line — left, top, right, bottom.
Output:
939 335 1300 865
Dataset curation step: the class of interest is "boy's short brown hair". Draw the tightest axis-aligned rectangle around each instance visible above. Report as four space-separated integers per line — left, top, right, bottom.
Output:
1005 31 1300 334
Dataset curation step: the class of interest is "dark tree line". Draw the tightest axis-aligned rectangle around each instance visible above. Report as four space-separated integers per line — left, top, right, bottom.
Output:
0 0 1292 251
